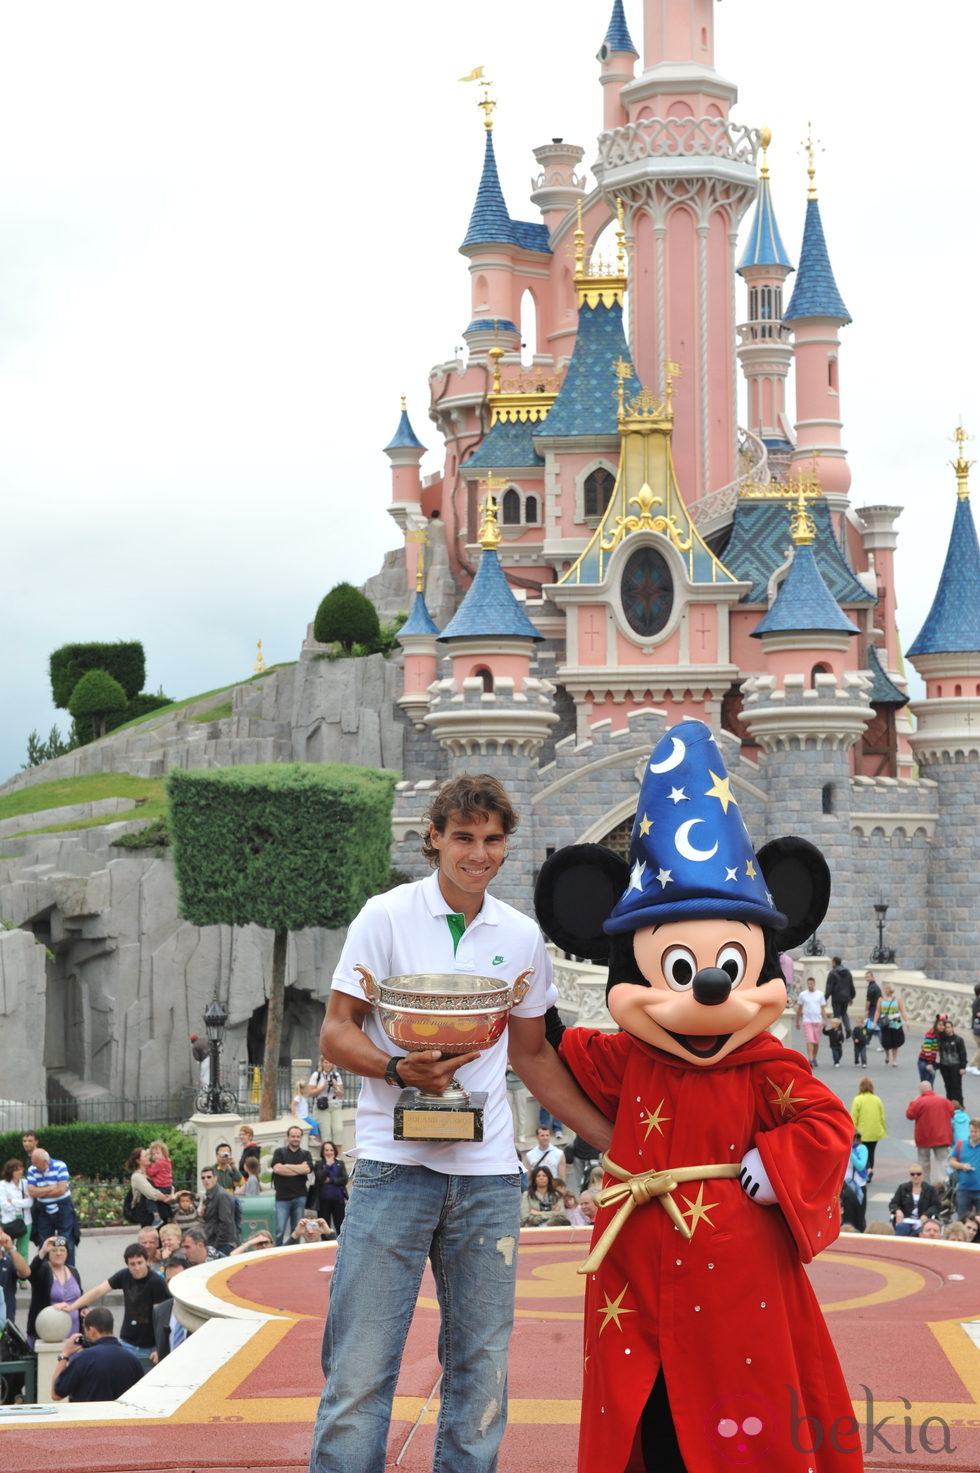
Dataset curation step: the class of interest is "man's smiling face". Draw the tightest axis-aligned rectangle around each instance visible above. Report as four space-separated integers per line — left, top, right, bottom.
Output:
428 810 507 913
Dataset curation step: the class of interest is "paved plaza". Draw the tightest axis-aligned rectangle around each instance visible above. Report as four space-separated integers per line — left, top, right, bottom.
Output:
2 1022 979 1470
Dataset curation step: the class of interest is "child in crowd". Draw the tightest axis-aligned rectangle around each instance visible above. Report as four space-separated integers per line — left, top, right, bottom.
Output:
147 1140 174 1223
239 1156 264 1196
823 1016 844 1067
172 1189 200 1231
852 1021 869 1067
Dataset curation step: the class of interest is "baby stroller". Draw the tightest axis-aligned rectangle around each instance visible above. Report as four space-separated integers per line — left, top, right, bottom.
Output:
935 1174 957 1224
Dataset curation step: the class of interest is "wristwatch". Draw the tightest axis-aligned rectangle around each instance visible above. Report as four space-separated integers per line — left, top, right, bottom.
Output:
384 1056 407 1089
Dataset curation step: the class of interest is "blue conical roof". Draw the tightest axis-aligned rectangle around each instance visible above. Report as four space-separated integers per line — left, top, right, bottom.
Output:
540 300 641 438
604 1 637 54
907 493 980 655
784 198 850 322
399 589 440 638
737 174 793 274
461 131 550 253
721 495 872 606
384 406 424 452
439 546 544 641
752 540 858 637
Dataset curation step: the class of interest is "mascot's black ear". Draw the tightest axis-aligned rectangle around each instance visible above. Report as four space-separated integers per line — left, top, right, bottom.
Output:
534 844 628 964
756 836 831 952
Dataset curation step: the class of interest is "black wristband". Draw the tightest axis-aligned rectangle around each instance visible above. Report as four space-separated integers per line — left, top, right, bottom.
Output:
384 1056 406 1088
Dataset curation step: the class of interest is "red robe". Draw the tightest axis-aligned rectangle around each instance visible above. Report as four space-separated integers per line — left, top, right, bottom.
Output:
559 1027 863 1472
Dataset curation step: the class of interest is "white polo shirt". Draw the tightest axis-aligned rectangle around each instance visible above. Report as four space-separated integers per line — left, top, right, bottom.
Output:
332 870 556 1174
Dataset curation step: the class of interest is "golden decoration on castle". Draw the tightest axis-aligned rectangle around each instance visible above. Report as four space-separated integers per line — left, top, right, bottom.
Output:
600 482 692 555
486 317 559 423
253 640 265 675
574 196 630 309
477 477 505 549
801 122 823 200
949 423 974 501
406 527 429 593
759 124 772 180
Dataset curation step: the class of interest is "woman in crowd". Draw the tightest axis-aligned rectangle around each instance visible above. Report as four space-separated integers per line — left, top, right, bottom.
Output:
520 1166 569 1227
850 1076 887 1176
26 1233 81 1348
874 982 909 1067
309 1141 348 1233
937 1017 968 1099
0 1158 32 1259
126 1146 175 1225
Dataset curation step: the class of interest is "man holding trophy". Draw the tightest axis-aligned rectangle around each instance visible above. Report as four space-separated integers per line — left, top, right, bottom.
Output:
308 774 612 1473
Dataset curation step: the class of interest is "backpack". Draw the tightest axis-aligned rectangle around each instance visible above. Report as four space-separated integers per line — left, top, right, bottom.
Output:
123 1187 154 1226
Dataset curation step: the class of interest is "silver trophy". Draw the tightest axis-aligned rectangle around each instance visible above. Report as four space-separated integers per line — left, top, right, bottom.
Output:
355 965 532 1141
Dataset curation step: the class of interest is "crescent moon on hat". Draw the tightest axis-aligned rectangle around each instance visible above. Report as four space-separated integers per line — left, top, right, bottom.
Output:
649 737 686 774
674 819 719 862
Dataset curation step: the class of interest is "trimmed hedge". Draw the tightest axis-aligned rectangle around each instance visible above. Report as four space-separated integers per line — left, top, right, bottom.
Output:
168 763 396 931
0 1123 197 1193
50 641 146 709
68 669 129 737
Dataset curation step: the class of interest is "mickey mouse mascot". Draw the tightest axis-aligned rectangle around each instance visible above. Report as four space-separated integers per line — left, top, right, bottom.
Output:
535 720 862 1473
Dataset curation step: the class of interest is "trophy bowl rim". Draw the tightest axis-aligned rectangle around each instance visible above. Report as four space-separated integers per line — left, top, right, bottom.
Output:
378 972 510 994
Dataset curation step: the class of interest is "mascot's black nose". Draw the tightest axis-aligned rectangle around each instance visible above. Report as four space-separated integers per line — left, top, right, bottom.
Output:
692 967 733 1007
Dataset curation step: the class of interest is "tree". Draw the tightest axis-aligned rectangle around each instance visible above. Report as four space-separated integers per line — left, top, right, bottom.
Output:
313 583 381 654
168 763 396 1120
68 669 128 738
22 723 78 769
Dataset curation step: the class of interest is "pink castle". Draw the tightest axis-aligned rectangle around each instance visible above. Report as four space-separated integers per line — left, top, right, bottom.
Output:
378 1 980 982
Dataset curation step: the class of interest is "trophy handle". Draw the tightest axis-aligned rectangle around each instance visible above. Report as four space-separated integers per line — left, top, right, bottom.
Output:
510 969 534 1007
355 964 380 1004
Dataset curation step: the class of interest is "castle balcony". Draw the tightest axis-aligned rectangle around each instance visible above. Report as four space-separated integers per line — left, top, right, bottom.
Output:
595 116 759 190
736 320 793 345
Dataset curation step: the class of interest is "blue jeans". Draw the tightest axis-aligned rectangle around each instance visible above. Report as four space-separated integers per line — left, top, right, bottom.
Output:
275 1195 306 1245
955 1187 980 1218
308 1160 520 1473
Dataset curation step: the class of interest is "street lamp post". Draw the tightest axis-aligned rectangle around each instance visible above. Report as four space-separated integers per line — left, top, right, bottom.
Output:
200 997 237 1114
870 901 894 965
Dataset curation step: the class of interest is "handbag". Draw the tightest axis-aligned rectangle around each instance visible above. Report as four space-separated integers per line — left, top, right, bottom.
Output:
1 1217 27 1239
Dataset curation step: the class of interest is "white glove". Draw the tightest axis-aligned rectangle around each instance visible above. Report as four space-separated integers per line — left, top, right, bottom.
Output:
738 1146 777 1205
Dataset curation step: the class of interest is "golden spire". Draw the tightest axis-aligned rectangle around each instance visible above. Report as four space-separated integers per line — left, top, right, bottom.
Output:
478 478 504 549
574 198 586 276
477 78 496 131
400 393 407 412
573 196 629 309
759 125 771 180
788 481 817 545
407 527 429 593
950 423 975 501
253 640 265 674
801 123 822 200
615 195 627 274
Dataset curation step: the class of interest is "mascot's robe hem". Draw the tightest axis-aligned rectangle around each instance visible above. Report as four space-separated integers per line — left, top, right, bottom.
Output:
559 1027 862 1473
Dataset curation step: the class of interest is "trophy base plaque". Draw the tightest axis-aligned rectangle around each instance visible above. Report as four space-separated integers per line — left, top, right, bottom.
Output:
393 1088 488 1142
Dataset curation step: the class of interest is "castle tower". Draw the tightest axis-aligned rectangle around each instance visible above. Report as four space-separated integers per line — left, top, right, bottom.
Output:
597 1 639 132
594 0 760 498
425 492 557 907
784 137 852 503
384 398 426 539
736 130 795 453
396 541 441 730
906 431 980 980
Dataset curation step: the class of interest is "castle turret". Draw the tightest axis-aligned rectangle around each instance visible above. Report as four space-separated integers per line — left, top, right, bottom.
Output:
396 543 441 729
784 136 852 502
597 1 638 131
906 429 980 981
736 131 795 452
384 398 426 541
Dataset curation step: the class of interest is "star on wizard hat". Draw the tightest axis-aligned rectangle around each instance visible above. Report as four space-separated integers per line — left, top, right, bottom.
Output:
604 719 787 934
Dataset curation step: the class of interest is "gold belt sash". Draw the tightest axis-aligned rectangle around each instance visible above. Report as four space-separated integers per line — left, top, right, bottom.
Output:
579 1153 742 1274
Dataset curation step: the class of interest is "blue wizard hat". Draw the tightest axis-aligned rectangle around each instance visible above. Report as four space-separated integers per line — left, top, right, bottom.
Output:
604 720 787 934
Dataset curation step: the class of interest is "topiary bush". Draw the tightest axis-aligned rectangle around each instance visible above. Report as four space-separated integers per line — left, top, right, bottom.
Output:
50 642 146 709
313 583 381 654
68 669 128 738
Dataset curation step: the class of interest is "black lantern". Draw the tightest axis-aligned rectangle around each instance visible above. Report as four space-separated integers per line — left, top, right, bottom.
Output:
199 998 236 1114
870 901 894 965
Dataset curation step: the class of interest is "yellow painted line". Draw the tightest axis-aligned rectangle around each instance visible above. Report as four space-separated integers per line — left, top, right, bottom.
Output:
819 1252 927 1313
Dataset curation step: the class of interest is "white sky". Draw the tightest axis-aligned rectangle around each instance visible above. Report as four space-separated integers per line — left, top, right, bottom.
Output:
4 0 978 782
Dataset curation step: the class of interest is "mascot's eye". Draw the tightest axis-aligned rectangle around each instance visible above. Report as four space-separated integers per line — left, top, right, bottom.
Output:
662 946 697 990
717 945 746 987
